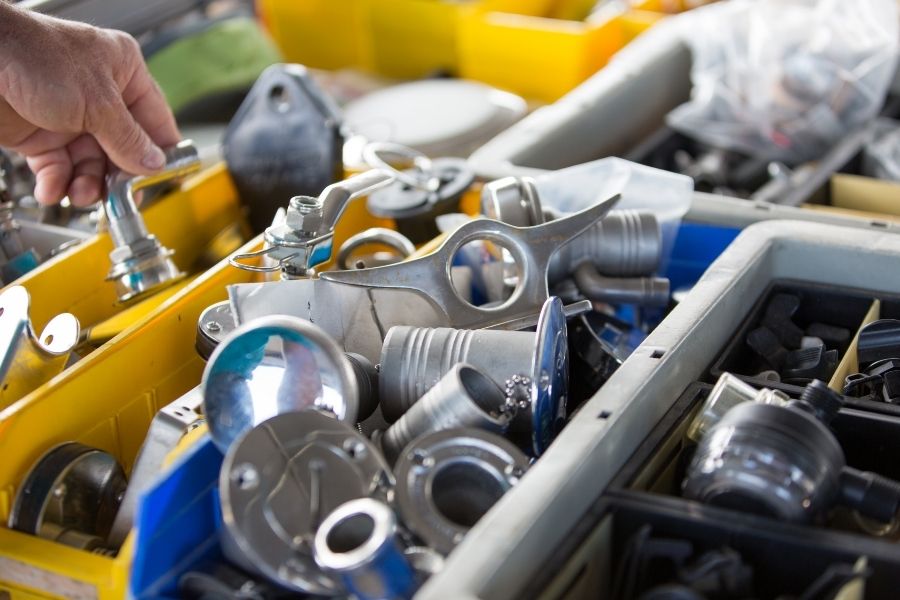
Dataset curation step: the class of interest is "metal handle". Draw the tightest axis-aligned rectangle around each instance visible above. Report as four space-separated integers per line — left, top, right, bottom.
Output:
362 142 440 193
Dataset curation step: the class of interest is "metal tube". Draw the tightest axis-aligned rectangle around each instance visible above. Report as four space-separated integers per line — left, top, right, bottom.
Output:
379 326 534 423
573 262 670 307
382 364 510 462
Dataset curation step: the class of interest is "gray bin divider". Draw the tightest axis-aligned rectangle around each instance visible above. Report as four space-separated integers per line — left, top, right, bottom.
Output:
418 220 900 599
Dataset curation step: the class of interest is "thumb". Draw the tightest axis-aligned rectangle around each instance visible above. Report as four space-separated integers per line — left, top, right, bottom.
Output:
88 94 165 175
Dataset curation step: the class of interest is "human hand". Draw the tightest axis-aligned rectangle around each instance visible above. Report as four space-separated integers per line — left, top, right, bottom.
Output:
0 4 180 206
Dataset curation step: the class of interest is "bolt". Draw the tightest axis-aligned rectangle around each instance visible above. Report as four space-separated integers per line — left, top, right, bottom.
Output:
204 320 222 333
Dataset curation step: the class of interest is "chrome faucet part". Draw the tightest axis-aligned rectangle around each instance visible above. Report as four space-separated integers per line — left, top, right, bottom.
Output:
230 169 395 277
314 498 416 600
107 387 204 549
322 194 619 331
381 364 511 463
0 285 79 407
202 315 360 453
379 297 568 455
393 429 529 556
219 411 393 595
336 227 416 270
572 263 670 307
104 140 200 303
9 442 127 553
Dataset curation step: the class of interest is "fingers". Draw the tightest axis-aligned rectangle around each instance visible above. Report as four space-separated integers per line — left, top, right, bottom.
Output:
123 64 181 148
66 134 106 207
27 147 73 205
87 90 165 175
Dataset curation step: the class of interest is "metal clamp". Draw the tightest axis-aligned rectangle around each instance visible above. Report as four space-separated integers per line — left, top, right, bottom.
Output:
104 140 201 302
393 428 529 556
322 194 619 330
362 142 440 193
336 227 416 270
0 285 79 408
230 169 395 277
219 410 393 595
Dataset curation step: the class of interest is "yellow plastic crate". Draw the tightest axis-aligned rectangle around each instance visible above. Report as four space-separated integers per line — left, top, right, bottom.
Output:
458 6 662 102
256 0 372 70
0 172 407 599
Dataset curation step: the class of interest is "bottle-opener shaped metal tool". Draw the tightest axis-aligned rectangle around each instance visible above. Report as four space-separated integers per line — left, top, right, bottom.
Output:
229 169 395 278
363 142 474 244
103 140 201 303
222 196 616 364
219 410 394 595
0 285 79 409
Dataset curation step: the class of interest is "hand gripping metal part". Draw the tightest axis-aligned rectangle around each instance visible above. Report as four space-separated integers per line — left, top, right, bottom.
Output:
103 140 201 303
314 498 417 600
393 428 529 556
321 194 619 331
0 285 79 408
219 411 394 595
229 169 395 277
202 315 360 453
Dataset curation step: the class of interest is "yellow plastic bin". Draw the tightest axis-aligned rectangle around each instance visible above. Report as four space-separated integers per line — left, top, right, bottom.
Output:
458 5 662 102
0 185 394 598
256 0 372 70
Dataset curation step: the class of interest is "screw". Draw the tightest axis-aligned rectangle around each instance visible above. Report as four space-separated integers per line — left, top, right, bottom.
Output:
204 320 222 333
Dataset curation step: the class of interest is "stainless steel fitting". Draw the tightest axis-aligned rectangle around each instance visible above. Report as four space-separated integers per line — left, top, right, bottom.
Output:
381 363 511 463
203 315 360 453
230 169 395 277
0 195 39 284
687 372 789 442
548 209 663 280
0 285 79 408
393 428 529 555
314 498 416 600
572 263 670 307
219 410 393 595
104 140 201 302
380 297 568 455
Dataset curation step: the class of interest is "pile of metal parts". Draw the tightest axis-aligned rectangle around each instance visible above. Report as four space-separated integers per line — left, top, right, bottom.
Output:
6 149 672 595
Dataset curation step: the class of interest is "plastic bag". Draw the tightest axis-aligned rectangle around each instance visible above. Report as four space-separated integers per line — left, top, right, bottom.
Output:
863 120 900 182
667 0 899 165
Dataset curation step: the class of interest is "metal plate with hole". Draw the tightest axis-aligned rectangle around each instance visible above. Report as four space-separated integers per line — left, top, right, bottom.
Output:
531 296 569 456
219 410 393 595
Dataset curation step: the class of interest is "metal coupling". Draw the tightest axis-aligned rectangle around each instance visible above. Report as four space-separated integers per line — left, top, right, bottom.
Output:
203 315 360 453
104 140 201 302
314 498 416 600
549 209 662 281
0 285 79 409
687 372 790 442
230 169 395 277
572 263 670 307
219 410 393 595
394 428 529 555
379 297 568 455
336 227 416 270
381 364 511 463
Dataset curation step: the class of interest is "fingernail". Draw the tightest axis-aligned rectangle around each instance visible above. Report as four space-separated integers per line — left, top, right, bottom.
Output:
142 146 166 170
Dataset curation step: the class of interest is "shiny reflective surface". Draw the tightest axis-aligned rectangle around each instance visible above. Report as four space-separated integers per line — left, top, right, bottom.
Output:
202 315 359 452
531 296 569 456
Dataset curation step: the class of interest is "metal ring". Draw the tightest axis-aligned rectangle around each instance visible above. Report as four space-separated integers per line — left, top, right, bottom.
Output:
228 245 296 273
336 228 416 270
362 142 440 193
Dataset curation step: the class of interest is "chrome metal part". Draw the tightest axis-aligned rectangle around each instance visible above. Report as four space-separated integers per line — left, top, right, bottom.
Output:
9 442 127 552
346 352 380 422
572 263 670 307
104 140 200 303
336 227 416 270
0 285 79 408
107 387 204 549
229 169 394 276
481 176 544 228
322 194 619 331
314 498 416 600
394 429 529 556
219 411 393 595
195 300 237 361
362 142 440 193
379 297 568 455
0 199 39 284
203 315 360 453
687 372 789 442
382 364 511 463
